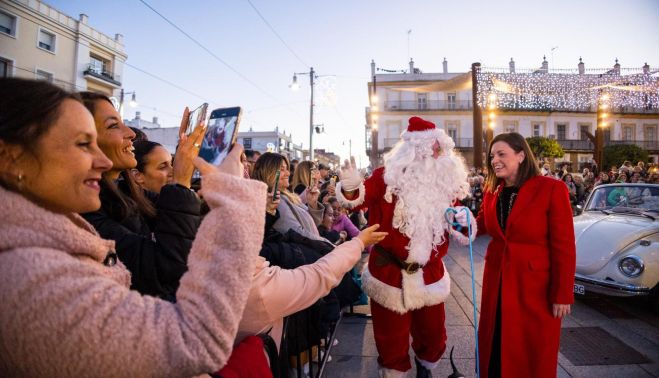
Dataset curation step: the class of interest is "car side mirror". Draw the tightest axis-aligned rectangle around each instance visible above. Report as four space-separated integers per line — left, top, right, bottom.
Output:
575 205 583 215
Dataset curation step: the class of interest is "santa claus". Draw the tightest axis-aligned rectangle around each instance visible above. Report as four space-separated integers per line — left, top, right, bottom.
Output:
337 116 475 377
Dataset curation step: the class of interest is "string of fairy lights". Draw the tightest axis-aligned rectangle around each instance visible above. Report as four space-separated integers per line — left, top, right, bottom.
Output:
476 65 659 112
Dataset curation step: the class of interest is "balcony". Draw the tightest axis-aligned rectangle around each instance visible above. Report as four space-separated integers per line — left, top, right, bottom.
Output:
557 139 659 151
83 64 121 87
499 104 659 115
384 100 473 111
382 137 473 150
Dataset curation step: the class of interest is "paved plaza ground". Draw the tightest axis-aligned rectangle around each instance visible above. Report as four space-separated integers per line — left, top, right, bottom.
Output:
324 236 659 377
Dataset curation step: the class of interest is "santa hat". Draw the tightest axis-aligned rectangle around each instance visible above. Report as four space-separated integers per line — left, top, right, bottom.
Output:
400 116 444 141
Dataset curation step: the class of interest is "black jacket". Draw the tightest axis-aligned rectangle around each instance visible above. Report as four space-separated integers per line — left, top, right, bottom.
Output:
82 183 201 301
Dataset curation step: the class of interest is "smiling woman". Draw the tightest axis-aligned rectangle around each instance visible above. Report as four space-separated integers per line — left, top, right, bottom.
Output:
0 77 269 376
78 92 205 301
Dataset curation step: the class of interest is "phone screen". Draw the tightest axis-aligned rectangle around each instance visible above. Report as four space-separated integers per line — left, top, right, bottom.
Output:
186 103 208 136
272 170 280 201
198 106 242 165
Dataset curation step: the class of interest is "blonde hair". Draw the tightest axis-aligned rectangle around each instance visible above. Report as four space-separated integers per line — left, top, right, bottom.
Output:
252 152 301 205
291 160 315 190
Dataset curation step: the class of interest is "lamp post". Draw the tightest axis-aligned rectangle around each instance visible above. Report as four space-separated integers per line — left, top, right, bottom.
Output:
370 75 379 168
119 88 137 119
595 93 610 169
471 62 484 169
486 93 497 148
290 67 316 160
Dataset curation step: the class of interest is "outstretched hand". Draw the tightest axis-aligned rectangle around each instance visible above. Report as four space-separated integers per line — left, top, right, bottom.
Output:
357 224 388 247
339 156 362 192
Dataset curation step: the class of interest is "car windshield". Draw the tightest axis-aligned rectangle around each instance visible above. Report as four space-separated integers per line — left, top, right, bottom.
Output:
585 185 659 212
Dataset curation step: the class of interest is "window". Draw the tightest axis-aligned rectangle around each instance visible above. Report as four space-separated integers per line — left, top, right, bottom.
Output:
0 58 11 78
446 121 458 142
532 123 542 137
503 120 518 133
89 56 105 74
622 126 634 141
38 29 56 52
417 94 427 110
0 10 16 37
36 69 53 82
580 124 590 140
447 93 456 109
243 138 252 149
556 124 567 140
644 125 656 141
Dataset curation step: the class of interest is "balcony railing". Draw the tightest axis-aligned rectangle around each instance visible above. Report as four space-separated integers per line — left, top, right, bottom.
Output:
384 100 473 111
83 64 121 86
498 104 659 114
377 138 657 153
382 137 474 149
556 139 659 151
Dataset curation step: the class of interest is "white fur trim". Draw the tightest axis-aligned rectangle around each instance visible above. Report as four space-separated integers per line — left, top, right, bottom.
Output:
379 366 408 378
335 181 366 209
449 217 477 246
362 263 451 314
415 356 440 370
401 128 443 141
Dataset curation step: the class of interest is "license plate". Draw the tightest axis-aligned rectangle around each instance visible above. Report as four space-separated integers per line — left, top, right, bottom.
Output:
574 284 585 295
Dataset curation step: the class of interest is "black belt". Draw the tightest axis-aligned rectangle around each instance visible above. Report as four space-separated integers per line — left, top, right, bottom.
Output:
373 245 424 274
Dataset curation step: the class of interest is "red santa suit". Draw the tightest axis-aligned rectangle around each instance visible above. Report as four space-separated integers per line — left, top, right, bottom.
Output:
337 117 475 377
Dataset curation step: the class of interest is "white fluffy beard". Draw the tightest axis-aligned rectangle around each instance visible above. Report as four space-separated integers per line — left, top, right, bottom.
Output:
384 147 470 265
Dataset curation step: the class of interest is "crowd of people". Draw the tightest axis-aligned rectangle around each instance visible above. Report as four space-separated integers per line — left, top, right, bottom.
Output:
0 77 655 377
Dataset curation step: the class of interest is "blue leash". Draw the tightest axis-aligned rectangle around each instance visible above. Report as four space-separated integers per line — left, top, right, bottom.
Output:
445 207 480 378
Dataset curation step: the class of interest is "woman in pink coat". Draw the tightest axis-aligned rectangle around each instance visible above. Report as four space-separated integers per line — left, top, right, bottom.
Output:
475 132 576 378
0 78 266 377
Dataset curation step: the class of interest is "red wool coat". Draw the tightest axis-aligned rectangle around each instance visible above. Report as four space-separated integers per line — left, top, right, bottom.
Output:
476 176 576 378
338 167 451 314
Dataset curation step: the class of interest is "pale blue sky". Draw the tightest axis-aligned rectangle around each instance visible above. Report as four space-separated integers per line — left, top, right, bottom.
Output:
48 0 659 165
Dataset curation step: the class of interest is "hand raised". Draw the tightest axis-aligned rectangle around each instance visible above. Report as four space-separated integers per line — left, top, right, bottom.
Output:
357 224 388 247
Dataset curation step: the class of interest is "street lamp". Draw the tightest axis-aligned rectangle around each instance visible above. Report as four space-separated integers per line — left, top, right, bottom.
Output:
290 67 316 160
486 93 497 148
119 88 138 119
594 92 610 169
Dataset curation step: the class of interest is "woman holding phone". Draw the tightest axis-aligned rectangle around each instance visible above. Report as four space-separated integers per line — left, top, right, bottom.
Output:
78 92 205 301
253 153 327 242
473 132 575 378
0 78 266 376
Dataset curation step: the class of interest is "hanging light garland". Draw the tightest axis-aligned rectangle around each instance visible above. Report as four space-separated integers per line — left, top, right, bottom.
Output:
476 66 659 112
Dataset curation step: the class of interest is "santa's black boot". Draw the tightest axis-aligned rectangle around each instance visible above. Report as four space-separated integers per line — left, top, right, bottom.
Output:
414 357 432 378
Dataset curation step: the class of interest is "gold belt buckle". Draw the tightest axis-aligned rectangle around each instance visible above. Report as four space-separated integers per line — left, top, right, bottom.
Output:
405 263 420 274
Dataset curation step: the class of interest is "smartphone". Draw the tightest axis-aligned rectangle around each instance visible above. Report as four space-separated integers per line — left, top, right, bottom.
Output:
185 103 208 136
272 170 280 201
198 106 242 165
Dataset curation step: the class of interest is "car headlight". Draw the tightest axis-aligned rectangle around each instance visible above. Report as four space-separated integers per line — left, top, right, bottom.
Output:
618 255 644 278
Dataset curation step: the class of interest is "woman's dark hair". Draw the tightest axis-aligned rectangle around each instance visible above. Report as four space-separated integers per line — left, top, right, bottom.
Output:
484 132 540 192
79 91 113 114
78 91 155 219
0 78 81 156
130 127 149 143
133 140 162 173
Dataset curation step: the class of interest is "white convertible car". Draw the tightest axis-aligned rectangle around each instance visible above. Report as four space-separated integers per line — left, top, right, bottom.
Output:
573 183 659 308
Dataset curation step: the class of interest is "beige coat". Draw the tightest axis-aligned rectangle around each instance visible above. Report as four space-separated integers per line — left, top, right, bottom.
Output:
237 238 365 347
0 173 266 378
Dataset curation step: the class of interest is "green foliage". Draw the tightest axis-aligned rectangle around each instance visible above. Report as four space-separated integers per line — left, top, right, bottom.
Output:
602 144 649 169
525 137 564 160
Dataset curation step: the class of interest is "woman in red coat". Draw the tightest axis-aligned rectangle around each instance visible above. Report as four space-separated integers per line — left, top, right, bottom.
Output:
475 132 575 378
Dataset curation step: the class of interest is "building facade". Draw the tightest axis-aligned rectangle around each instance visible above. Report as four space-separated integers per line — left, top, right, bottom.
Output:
0 0 127 97
238 127 306 161
366 58 659 170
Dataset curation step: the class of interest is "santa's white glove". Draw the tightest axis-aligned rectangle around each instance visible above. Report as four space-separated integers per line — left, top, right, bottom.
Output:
449 206 477 246
339 157 362 192
454 206 473 228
